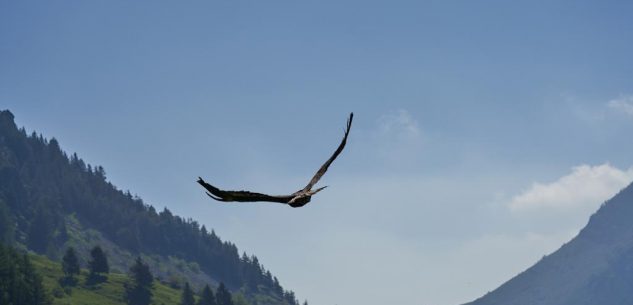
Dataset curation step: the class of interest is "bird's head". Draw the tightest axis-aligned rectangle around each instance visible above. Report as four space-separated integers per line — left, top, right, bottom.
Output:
288 186 327 208
288 195 311 208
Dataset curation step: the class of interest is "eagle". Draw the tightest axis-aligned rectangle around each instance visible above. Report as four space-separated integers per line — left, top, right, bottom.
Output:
197 112 353 208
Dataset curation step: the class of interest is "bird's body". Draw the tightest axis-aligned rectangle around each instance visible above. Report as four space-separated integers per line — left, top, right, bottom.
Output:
197 113 353 208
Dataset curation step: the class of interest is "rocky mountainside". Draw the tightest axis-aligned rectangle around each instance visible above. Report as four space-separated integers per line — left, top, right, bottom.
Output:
464 180 633 305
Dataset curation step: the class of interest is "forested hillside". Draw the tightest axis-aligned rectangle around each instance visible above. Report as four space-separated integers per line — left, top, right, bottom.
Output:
0 110 301 305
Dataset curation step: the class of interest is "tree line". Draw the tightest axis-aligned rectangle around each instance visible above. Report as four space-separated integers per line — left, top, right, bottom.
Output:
126 255 238 305
63 245 238 305
1 241 242 305
61 245 109 286
0 109 300 305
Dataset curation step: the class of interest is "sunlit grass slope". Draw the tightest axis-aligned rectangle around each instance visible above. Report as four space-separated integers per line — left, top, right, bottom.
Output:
30 253 182 305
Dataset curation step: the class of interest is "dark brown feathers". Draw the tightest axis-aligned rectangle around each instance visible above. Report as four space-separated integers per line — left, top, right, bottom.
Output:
198 112 353 208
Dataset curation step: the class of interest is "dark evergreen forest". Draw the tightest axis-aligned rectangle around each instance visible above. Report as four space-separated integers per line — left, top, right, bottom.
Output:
0 243 51 305
0 110 298 305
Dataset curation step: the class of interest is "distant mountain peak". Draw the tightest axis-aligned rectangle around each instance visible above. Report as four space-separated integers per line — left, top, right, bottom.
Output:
464 181 633 305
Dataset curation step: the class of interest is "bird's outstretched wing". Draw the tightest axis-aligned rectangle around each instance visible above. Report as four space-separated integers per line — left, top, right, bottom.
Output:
198 112 353 205
197 177 293 203
300 112 353 192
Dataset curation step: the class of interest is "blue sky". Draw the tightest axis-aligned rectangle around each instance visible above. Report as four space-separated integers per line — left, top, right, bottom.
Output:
2 1 633 304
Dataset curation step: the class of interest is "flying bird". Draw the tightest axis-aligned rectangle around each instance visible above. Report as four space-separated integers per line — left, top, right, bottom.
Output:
197 112 353 208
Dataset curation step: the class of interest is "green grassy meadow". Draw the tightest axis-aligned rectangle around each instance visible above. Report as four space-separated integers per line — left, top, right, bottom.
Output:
30 253 182 305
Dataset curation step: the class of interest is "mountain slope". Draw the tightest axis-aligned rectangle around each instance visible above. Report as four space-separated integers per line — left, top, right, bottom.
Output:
30 252 182 305
0 110 300 305
464 180 633 305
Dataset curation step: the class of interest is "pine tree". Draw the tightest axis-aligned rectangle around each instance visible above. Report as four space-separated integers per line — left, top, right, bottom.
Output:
273 277 283 296
283 291 297 305
215 282 233 305
0 199 13 244
89 245 109 274
62 247 80 280
198 284 216 305
180 282 195 305
0 244 16 305
0 244 51 305
27 206 53 253
125 257 154 305
20 254 50 304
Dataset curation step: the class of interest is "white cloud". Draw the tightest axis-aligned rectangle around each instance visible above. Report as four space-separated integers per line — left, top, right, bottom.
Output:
509 164 633 212
607 95 633 116
370 109 425 171
378 109 420 138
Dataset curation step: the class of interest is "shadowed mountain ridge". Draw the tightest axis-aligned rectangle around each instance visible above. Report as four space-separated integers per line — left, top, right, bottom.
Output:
464 179 633 305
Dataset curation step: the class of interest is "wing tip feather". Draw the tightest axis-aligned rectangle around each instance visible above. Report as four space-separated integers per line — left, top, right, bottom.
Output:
206 192 226 202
